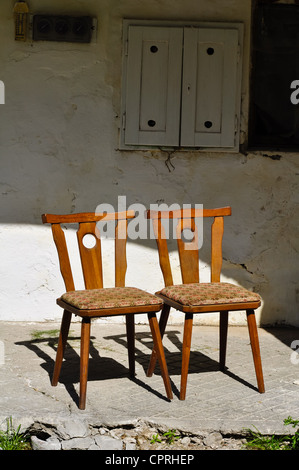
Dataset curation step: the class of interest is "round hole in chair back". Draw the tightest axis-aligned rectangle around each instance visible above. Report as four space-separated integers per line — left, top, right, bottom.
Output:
82 233 97 249
181 228 195 243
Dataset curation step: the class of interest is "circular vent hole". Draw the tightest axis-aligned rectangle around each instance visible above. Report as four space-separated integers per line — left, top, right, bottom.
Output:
148 120 156 127
207 47 214 55
150 45 158 53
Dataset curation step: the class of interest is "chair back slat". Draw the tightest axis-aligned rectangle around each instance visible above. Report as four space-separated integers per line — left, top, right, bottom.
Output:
152 218 174 287
77 221 103 289
51 223 75 292
42 211 135 291
176 217 199 284
147 207 231 285
211 216 224 282
115 218 128 287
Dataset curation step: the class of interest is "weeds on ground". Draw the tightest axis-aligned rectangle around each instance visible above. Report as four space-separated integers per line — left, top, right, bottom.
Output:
244 417 299 450
30 329 60 340
0 417 31 450
150 433 162 444
151 429 180 446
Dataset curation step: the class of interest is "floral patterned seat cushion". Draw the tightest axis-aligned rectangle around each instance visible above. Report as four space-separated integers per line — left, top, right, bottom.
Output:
159 282 261 306
61 287 163 310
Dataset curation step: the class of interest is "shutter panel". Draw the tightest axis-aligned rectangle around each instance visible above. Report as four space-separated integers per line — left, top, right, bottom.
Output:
181 27 240 148
124 26 183 146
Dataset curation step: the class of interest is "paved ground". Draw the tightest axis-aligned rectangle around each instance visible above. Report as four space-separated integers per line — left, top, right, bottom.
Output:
1 320 299 437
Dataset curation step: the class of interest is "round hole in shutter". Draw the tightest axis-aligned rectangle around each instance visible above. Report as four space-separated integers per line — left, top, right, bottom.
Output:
150 45 158 53
148 120 156 127
207 47 214 55
204 121 213 129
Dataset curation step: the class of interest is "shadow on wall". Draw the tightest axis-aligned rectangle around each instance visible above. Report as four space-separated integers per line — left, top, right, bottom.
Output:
1 193 297 332
40 210 269 328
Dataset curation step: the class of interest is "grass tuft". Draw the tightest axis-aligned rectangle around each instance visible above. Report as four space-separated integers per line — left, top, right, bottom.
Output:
0 417 31 450
244 416 299 450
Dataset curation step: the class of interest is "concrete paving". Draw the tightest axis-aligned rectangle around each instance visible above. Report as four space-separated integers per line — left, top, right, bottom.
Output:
1 320 299 437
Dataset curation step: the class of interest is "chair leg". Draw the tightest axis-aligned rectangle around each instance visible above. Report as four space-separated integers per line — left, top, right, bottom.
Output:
219 310 229 371
246 309 265 393
147 304 170 377
52 310 72 386
126 314 135 378
148 312 173 400
180 313 193 400
79 317 91 410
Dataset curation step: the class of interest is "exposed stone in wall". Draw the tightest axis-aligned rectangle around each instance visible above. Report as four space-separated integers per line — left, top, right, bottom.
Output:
27 418 245 450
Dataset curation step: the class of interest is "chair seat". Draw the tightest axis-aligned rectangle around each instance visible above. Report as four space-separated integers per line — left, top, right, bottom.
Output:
61 286 163 310
158 282 261 307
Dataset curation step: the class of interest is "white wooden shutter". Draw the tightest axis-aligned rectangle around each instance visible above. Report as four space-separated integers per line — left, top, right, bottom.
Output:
124 26 183 146
181 27 240 148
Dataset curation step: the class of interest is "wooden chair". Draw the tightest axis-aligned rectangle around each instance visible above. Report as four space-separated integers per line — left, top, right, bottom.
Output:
42 211 173 409
146 206 265 400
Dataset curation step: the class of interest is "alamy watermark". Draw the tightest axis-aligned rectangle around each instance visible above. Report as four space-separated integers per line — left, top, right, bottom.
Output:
290 80 299 105
290 340 299 365
0 81 4 104
95 196 203 249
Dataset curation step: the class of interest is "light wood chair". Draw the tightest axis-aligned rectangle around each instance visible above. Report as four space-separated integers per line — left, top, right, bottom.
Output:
42 211 173 409
146 206 265 400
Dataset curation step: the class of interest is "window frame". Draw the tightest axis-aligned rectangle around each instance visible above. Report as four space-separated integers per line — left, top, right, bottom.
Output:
120 19 244 153
248 1 299 151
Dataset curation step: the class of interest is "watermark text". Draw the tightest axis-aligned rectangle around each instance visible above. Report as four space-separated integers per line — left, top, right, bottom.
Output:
290 80 299 105
290 340 299 365
0 81 4 104
95 196 203 250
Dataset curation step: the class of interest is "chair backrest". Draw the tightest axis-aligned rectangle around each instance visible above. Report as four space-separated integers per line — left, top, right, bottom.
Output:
42 211 135 291
147 206 231 286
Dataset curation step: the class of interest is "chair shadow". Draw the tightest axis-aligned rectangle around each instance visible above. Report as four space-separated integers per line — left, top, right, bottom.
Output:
15 330 171 407
104 329 259 398
15 323 259 406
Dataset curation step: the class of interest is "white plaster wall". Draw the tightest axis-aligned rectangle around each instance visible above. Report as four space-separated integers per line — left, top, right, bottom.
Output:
0 0 298 326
